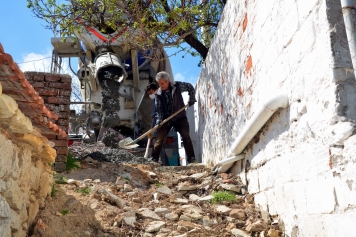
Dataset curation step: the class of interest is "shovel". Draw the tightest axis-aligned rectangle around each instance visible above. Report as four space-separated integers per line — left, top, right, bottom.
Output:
119 104 189 149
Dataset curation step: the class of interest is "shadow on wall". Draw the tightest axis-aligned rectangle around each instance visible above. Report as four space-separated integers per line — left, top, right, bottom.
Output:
231 101 291 175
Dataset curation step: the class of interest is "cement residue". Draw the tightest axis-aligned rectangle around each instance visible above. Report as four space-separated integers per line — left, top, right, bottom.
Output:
100 79 121 128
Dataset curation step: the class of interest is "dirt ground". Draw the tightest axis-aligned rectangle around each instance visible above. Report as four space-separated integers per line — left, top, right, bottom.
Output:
28 143 282 237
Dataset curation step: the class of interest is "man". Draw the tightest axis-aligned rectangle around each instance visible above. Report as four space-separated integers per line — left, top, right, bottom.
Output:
151 71 198 165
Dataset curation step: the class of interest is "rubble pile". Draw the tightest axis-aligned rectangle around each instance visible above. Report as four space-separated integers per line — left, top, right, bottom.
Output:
30 143 283 237
69 142 150 164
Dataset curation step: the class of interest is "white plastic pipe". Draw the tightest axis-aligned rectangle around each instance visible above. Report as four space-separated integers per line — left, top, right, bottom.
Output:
341 0 356 78
214 93 289 173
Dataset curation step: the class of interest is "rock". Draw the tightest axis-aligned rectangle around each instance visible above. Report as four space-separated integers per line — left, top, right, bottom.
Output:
157 186 172 195
165 212 179 221
261 209 271 224
177 185 197 191
55 212 63 216
145 221 165 233
177 234 188 237
214 205 232 214
124 207 136 212
177 225 189 232
179 214 192 222
122 211 136 226
220 183 240 193
246 220 267 232
189 172 207 179
142 233 153 237
84 157 97 163
93 179 101 183
202 216 217 227
185 212 203 221
220 173 229 180
67 179 80 186
126 192 135 197
189 194 200 201
177 220 200 231
115 176 127 185
173 192 183 198
159 227 171 233
226 222 236 231
172 198 189 204
231 228 251 237
123 184 133 192
132 197 141 202
153 193 160 200
235 220 246 228
245 194 254 204
140 209 162 220
198 195 213 203
267 229 280 237
229 209 245 220
146 171 157 178
154 208 169 215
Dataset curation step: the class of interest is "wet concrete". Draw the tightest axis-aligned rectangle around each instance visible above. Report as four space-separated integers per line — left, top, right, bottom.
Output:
100 79 121 128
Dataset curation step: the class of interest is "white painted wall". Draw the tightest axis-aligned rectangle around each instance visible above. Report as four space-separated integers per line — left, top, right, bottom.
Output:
189 0 356 236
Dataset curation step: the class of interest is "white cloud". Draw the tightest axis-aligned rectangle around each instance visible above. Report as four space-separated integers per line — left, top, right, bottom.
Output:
174 72 185 81
18 52 52 72
174 72 197 87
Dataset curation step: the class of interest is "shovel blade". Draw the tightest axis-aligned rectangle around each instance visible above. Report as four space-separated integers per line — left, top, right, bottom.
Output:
119 137 139 149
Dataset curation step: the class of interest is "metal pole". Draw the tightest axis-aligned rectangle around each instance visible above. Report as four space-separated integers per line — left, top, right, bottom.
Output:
341 0 356 79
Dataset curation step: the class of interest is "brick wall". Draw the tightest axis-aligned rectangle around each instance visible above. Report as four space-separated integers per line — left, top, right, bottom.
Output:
25 72 71 171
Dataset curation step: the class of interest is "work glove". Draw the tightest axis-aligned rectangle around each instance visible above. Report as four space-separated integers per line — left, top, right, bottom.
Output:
188 101 195 107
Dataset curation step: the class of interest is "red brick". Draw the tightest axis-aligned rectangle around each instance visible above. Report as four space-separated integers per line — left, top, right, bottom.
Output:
60 76 72 84
24 72 45 82
56 155 67 162
43 134 57 139
49 139 68 147
58 90 71 97
58 104 70 111
48 97 70 105
45 103 57 111
37 88 59 96
45 74 61 82
56 146 68 155
33 73 45 81
30 82 44 88
58 119 69 126
57 134 68 140
53 161 66 171
48 82 71 90
55 111 69 119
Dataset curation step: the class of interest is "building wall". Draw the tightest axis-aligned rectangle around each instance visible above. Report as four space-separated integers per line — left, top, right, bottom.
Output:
191 0 356 236
0 83 56 237
25 72 72 171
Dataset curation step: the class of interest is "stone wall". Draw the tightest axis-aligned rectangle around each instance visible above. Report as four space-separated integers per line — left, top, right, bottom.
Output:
0 83 56 237
191 0 356 236
25 72 72 171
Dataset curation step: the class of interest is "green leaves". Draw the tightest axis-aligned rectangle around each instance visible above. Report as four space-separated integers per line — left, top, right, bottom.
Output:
26 0 225 59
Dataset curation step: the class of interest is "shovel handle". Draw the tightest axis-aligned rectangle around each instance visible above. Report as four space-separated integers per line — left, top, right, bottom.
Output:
127 104 189 145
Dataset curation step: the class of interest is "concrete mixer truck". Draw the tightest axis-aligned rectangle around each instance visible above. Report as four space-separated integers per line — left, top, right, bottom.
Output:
50 16 180 165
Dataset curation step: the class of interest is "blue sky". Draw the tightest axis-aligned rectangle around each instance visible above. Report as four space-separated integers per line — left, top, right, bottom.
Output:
0 1 202 86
